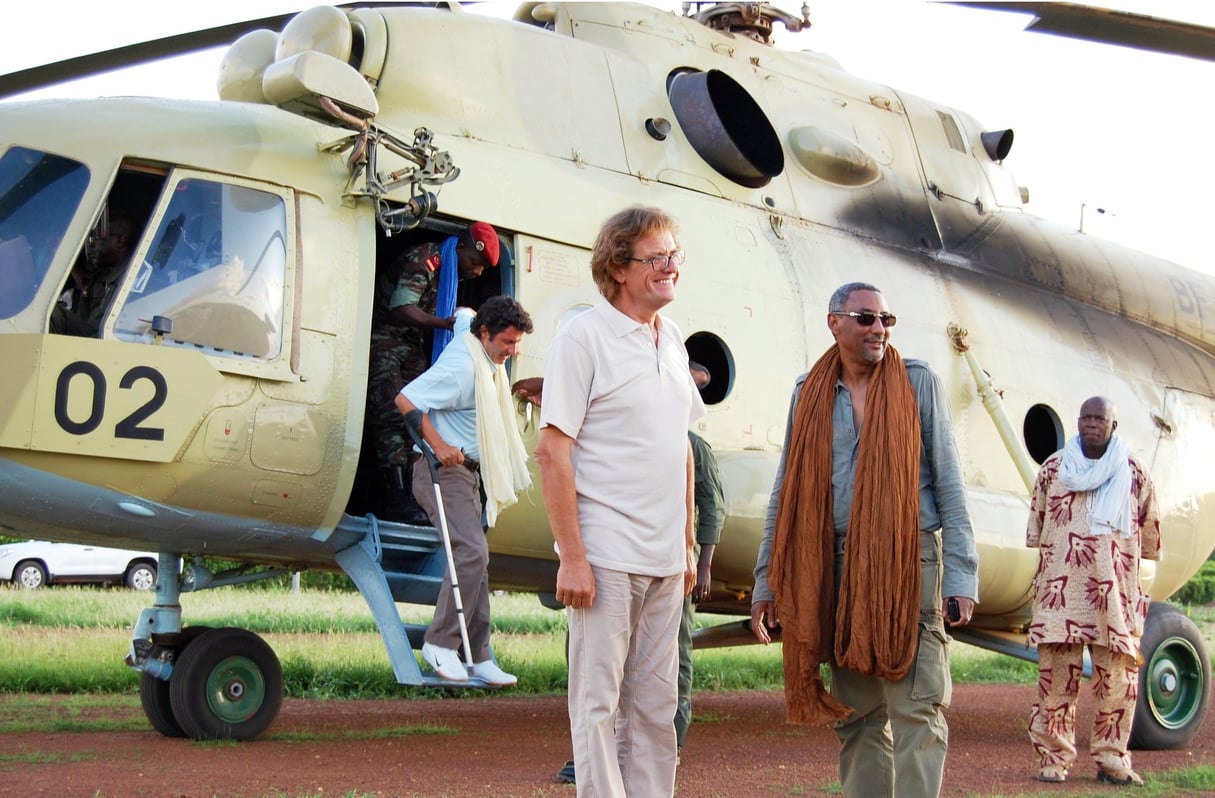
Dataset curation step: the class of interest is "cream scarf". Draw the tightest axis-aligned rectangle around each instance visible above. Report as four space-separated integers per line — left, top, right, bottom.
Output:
1059 433 1133 537
464 331 532 527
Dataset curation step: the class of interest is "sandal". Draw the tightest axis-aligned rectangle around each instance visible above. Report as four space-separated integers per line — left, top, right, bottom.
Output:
1096 767 1144 786
1037 765 1067 783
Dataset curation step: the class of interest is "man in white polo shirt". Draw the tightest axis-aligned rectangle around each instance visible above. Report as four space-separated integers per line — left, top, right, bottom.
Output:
535 206 704 797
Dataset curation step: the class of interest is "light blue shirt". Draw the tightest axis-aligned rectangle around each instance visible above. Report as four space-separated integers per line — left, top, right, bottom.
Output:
400 311 486 459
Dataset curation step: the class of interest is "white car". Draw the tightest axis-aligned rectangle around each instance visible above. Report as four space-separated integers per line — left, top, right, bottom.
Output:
0 540 158 590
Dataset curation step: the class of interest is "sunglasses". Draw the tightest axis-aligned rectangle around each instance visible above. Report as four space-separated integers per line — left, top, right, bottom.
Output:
831 310 897 327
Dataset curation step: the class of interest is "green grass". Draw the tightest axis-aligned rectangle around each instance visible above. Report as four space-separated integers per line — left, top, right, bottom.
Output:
271 724 458 742
0 586 789 697
1186 603 1215 636
0 693 145 733
965 763 1215 797
0 750 97 766
769 765 1215 798
2 586 1209 700
950 647 1038 684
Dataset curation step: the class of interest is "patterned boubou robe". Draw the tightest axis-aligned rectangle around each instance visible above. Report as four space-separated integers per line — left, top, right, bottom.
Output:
1025 450 1162 771
1025 451 1161 654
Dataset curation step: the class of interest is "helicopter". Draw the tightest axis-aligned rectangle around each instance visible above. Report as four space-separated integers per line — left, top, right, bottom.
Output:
0 1 1212 747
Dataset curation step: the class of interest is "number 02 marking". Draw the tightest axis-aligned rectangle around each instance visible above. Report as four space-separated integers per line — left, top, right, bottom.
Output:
54 361 168 441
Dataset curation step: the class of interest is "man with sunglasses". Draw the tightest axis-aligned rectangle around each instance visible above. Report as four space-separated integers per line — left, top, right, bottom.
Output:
751 281 979 798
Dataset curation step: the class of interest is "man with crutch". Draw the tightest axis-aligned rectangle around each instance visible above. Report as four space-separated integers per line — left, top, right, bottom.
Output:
394 295 535 685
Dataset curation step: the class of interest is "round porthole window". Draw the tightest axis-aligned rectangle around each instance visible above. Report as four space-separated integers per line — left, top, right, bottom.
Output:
1023 403 1064 464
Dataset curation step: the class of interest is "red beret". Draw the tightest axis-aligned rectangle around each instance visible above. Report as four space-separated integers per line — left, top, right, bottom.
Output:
468 221 500 267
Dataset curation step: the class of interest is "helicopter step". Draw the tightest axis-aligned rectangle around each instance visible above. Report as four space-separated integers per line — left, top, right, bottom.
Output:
333 512 502 689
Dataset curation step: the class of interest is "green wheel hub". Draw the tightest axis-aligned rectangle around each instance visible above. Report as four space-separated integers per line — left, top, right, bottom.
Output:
1146 636 1204 730
205 655 267 723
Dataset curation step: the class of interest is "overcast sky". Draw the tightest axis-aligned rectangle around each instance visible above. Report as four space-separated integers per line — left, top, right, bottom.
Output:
2 1 1212 274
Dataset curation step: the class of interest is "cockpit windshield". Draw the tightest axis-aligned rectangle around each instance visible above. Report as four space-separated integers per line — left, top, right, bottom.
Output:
114 177 288 359
0 147 90 319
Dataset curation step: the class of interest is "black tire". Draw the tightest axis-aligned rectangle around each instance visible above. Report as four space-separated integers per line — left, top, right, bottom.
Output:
125 561 157 591
14 560 47 589
139 626 214 737
1130 602 1211 749
168 627 283 741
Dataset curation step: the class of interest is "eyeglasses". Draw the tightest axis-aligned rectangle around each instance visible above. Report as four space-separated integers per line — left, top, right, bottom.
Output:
628 250 686 271
831 310 897 328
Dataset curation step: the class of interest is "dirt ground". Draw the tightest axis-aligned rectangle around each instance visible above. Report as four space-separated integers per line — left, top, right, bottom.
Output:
1 684 1212 797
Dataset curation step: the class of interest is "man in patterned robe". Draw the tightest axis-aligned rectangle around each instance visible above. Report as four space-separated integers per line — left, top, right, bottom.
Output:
1026 396 1161 786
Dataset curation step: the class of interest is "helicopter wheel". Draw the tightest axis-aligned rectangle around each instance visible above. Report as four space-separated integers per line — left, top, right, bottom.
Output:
168 627 283 741
1129 602 1211 750
138 626 213 737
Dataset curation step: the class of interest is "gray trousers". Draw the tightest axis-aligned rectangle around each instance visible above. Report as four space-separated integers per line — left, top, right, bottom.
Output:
412 458 491 662
830 530 952 798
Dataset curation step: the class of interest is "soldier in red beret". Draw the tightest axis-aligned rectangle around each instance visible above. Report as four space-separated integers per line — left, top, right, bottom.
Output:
367 221 500 523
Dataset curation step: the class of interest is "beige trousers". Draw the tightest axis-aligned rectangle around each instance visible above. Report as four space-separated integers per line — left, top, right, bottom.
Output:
829 530 952 798
568 566 682 798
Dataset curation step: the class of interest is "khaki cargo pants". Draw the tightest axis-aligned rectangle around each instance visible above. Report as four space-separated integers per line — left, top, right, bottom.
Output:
829 530 952 798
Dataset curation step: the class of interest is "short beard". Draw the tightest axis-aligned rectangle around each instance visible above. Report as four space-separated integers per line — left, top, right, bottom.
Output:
860 341 886 364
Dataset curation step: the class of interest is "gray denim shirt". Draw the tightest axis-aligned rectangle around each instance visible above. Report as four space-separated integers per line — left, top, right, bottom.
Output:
752 358 980 604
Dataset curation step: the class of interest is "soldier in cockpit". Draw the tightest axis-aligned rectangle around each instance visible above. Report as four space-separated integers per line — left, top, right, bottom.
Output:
51 214 137 337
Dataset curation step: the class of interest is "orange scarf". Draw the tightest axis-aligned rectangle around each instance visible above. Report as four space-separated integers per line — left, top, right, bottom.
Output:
769 344 921 724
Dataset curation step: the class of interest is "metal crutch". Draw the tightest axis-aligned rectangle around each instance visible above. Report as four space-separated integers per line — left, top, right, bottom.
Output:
403 409 475 675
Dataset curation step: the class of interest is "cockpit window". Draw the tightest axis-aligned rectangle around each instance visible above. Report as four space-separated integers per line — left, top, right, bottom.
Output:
114 177 288 359
0 147 90 319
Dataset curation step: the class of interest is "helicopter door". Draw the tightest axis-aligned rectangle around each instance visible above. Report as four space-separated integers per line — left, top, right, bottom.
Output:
107 171 295 380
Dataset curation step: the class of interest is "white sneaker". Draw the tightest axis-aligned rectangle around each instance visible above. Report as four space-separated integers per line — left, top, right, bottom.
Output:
422 642 468 682
470 659 517 686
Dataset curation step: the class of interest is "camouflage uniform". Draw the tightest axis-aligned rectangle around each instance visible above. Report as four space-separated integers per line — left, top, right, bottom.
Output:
675 430 725 748
50 261 128 336
368 241 444 466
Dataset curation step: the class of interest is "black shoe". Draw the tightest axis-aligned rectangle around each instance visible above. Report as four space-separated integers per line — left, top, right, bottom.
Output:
381 483 431 526
401 507 432 526
556 759 575 784
382 498 431 526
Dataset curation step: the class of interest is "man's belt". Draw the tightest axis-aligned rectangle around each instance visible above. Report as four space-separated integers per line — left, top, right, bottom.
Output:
412 452 479 473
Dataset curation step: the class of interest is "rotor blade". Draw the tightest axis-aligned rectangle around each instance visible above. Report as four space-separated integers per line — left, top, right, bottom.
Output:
0 13 299 100
947 2 1215 63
